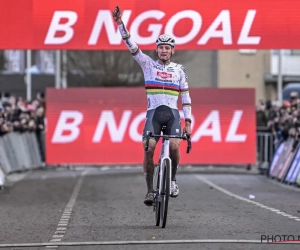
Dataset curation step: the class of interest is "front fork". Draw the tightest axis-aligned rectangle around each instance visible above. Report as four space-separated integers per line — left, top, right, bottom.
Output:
154 140 172 205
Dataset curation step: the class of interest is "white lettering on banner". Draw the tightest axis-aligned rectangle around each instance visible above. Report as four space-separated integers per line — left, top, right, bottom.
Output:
92 110 132 142
45 9 260 46
225 110 247 142
52 111 83 143
45 11 78 45
192 110 246 142
92 110 196 143
165 10 202 45
198 10 232 45
130 10 165 45
88 10 132 45
192 110 221 142
238 10 261 45
51 109 247 144
129 112 147 142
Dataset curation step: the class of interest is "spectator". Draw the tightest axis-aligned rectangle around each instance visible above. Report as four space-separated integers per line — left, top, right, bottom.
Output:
0 93 45 159
256 93 300 151
256 100 268 127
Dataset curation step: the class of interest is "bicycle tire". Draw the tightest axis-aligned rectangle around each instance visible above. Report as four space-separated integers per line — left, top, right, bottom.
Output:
160 159 170 228
154 164 160 226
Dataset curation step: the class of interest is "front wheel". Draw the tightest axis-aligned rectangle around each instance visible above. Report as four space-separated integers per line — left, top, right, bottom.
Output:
153 164 160 226
160 160 170 228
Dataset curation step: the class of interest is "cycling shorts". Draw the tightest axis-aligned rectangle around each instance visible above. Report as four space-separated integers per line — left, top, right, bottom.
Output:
142 105 182 142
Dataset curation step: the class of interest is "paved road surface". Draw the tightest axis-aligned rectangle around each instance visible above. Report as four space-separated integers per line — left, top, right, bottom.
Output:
1 166 300 250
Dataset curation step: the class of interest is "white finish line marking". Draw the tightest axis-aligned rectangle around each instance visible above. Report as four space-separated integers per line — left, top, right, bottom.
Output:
196 176 300 222
48 170 89 248
1 239 300 248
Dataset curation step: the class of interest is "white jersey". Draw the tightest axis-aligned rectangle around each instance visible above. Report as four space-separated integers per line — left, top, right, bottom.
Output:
118 23 192 120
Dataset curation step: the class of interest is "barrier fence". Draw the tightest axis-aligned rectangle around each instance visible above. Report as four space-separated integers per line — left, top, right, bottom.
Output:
255 125 300 187
267 137 300 186
256 127 274 173
0 131 43 187
1 126 299 188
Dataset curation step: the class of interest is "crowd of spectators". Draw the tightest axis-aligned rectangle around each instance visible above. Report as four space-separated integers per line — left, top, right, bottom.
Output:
256 91 300 151
0 93 45 136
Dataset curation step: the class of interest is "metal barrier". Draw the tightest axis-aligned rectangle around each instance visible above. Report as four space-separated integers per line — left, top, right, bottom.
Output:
0 132 43 188
0 127 282 185
256 127 274 173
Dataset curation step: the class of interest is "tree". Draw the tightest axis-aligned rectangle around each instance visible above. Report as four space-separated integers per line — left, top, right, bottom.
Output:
0 51 6 71
67 50 195 87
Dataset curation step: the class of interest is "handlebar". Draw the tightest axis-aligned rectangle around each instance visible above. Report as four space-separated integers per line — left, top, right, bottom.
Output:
145 131 192 154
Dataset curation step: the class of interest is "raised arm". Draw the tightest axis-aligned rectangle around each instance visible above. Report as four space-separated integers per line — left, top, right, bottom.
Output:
112 6 152 68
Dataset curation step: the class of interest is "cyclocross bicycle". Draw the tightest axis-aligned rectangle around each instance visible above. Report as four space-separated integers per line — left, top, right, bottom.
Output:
145 126 192 228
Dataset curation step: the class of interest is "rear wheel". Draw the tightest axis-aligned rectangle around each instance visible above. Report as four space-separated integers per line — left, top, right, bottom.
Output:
160 160 170 228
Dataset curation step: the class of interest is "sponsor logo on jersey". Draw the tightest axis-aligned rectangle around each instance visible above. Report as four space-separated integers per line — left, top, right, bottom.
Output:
157 71 172 79
154 65 163 70
154 78 173 83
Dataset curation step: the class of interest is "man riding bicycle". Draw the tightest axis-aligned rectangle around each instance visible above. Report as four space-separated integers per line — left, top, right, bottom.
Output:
112 6 192 206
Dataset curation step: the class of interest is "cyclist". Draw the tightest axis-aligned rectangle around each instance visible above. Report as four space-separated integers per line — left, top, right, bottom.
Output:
112 6 192 206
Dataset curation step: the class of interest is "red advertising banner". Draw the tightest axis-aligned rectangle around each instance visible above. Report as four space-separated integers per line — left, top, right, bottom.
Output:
0 0 299 50
46 88 256 165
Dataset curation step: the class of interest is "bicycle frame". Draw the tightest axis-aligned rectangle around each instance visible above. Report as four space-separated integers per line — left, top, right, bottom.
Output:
149 131 191 200
145 130 191 228
157 137 172 199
